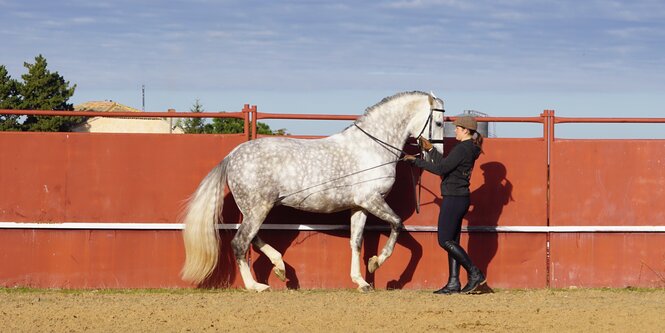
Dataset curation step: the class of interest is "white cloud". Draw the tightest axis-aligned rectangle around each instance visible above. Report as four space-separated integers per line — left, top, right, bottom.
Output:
384 0 473 10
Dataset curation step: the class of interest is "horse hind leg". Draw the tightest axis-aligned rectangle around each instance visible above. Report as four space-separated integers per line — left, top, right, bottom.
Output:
359 193 402 274
252 236 287 282
349 209 372 292
232 206 272 292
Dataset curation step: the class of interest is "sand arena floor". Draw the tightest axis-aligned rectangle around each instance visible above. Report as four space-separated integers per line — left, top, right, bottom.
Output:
2 288 665 332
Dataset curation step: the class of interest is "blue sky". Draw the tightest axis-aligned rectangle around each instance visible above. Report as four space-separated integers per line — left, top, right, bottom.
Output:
2 0 664 137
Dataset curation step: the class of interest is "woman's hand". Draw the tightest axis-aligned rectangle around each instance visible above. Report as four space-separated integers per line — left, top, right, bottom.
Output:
403 154 417 161
418 136 433 151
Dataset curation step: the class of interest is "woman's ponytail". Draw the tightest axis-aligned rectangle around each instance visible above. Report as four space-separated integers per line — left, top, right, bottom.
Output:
472 131 484 153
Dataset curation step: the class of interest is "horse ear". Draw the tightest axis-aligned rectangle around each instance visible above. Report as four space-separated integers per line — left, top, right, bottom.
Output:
428 93 434 107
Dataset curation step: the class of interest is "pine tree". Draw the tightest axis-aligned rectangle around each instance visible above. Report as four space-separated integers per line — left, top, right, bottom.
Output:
0 65 22 131
178 99 207 134
18 55 83 131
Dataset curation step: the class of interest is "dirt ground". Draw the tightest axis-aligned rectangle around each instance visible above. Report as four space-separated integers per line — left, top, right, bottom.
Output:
2 288 665 332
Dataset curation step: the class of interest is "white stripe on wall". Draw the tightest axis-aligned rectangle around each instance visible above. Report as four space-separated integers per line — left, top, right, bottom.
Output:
1 222 665 233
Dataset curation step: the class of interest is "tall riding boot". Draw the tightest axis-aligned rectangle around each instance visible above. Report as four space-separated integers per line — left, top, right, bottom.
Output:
442 240 487 294
433 253 461 294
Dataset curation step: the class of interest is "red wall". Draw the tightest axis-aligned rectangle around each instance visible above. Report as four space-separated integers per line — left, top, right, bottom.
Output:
1 130 663 289
549 139 665 287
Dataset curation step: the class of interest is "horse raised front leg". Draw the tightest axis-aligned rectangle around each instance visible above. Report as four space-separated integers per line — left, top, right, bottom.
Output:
231 207 272 292
252 236 286 282
349 209 372 292
359 193 402 274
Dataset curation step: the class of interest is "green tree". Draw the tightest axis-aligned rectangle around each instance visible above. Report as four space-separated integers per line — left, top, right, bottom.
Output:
178 99 207 134
210 117 245 134
182 100 282 136
210 116 275 135
17 55 83 131
0 65 22 131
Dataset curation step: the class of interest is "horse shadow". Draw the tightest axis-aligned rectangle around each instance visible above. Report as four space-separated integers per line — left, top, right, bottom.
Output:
199 145 425 289
466 161 514 278
249 157 424 290
364 159 423 289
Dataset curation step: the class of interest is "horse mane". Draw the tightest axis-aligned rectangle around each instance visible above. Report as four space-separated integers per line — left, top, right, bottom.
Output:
342 91 430 132
362 91 429 117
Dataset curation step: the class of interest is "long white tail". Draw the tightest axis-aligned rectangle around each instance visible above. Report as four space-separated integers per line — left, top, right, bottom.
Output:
180 160 228 284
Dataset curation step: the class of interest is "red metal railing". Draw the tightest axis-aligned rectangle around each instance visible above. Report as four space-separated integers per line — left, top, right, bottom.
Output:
0 106 253 141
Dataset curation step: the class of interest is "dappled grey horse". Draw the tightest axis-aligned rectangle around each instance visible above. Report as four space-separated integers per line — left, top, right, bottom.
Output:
181 91 445 291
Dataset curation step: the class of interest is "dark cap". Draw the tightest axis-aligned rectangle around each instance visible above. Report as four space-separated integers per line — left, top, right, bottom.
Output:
453 116 477 131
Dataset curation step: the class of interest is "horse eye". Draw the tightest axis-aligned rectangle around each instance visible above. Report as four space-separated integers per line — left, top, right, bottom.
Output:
435 121 443 127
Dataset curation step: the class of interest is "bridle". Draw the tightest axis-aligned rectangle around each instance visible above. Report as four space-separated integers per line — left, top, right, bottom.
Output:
426 108 446 144
354 105 446 157
413 106 446 214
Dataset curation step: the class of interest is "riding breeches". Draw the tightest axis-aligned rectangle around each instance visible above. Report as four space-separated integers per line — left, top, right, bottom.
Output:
437 195 470 247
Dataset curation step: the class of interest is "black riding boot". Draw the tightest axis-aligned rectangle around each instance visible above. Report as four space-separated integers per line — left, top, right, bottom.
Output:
433 253 461 294
442 240 487 294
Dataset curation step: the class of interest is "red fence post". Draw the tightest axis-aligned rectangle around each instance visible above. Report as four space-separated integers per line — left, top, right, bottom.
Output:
541 109 555 287
251 105 258 140
242 104 250 141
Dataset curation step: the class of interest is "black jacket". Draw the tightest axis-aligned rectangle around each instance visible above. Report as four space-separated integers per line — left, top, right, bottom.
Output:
412 140 481 196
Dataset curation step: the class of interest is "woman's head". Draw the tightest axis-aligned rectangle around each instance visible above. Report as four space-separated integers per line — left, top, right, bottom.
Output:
453 116 483 151
453 116 477 140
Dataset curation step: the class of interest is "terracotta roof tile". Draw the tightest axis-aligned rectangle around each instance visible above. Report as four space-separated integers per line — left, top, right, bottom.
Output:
74 101 141 113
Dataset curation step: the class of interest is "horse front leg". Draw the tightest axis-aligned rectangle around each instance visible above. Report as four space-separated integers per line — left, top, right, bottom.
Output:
349 209 372 292
359 193 402 274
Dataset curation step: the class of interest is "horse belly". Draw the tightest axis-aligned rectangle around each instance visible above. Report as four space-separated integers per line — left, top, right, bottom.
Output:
280 190 355 213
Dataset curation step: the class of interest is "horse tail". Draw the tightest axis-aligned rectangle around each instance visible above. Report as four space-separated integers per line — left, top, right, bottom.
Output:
180 159 228 284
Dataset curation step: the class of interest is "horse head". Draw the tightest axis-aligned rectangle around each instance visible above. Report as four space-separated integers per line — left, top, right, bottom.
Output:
405 91 445 153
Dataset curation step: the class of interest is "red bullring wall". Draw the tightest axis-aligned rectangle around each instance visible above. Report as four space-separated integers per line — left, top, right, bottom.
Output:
1 109 664 289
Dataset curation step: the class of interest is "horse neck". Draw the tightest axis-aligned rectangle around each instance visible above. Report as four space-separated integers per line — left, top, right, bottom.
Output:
351 104 415 154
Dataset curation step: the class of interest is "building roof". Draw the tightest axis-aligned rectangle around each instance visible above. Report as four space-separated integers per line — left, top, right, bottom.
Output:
71 100 184 134
74 101 142 113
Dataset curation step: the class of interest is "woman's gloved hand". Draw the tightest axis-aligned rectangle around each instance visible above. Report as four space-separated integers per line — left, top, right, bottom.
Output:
403 154 417 161
418 136 433 151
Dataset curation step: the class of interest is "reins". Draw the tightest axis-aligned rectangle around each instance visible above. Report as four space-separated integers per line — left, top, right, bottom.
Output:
275 159 403 204
353 124 411 158
276 105 446 214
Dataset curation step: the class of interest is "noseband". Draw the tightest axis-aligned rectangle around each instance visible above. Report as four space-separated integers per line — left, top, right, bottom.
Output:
417 107 446 144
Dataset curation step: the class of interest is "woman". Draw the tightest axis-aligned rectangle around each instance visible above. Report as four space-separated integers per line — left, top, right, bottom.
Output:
405 116 486 294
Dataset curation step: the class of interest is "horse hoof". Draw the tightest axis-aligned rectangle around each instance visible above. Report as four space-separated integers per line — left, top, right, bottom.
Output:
273 267 287 282
254 283 271 292
358 285 373 293
368 256 379 273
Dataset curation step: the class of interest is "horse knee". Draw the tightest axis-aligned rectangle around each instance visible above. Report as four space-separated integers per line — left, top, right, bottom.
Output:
231 238 249 259
350 237 362 251
390 218 403 231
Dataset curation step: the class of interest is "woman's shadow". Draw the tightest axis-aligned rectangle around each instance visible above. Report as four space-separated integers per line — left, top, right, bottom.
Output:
466 161 514 278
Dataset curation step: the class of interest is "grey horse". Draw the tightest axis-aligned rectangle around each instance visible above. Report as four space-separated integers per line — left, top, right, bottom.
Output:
181 91 445 291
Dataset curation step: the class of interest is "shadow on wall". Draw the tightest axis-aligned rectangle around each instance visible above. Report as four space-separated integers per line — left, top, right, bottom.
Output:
199 142 425 289
197 156 514 290
467 161 514 277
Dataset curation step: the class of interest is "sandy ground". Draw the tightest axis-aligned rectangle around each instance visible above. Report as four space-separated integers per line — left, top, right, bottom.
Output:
2 288 665 332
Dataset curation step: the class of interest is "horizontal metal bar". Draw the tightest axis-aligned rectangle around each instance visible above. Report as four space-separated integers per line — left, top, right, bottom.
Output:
255 112 359 121
1 222 665 233
554 117 665 124
0 109 245 119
